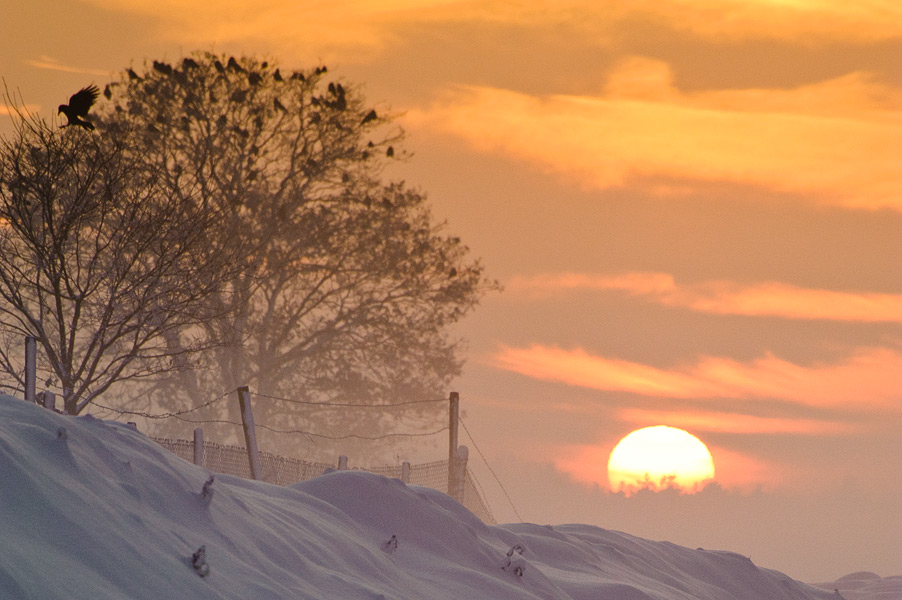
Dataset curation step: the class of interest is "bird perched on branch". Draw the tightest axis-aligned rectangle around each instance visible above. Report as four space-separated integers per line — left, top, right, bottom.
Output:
58 85 99 130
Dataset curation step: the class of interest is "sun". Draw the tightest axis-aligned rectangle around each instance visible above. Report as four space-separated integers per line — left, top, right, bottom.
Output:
607 426 715 495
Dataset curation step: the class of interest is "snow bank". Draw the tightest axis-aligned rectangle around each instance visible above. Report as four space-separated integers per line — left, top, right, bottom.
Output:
0 395 866 599
811 572 902 600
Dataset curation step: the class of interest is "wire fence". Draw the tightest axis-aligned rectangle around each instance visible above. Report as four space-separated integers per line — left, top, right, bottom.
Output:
9 366 509 525
153 436 496 524
9 335 518 526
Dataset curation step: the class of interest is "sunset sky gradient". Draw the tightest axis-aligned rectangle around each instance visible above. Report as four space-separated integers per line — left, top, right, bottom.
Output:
2 0 900 582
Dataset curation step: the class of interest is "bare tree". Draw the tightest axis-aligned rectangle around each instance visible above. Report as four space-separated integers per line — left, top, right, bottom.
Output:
99 53 495 445
0 105 237 414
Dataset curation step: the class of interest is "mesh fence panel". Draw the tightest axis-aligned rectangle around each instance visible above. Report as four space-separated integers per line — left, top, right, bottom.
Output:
152 438 495 524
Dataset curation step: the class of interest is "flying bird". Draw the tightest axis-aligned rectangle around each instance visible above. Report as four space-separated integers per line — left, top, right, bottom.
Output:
58 85 100 130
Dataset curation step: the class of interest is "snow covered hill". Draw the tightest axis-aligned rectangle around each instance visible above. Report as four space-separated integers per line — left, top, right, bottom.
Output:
0 395 891 599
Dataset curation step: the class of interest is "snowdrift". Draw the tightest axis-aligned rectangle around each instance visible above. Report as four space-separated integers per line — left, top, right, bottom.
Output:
0 395 873 599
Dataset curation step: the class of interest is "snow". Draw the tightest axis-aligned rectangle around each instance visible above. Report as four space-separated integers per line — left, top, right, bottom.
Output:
0 395 893 600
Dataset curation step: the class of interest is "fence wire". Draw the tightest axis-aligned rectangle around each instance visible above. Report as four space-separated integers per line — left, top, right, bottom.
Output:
153 437 496 524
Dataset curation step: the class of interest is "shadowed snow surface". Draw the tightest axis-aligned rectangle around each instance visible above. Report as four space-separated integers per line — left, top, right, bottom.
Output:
0 396 878 599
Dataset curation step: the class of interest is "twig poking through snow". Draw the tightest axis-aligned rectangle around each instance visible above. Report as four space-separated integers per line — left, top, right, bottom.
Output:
192 546 209 577
502 545 526 578
201 476 214 504
381 535 399 555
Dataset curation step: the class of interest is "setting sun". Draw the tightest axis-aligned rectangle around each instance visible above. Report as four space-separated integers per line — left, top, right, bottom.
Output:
608 426 715 495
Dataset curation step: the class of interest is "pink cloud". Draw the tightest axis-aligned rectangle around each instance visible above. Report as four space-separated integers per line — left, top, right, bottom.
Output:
509 272 902 324
408 63 902 211
617 408 861 436
491 345 902 411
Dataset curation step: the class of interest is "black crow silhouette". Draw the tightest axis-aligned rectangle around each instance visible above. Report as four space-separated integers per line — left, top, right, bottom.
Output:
290 71 305 81
152 61 173 76
127 68 142 81
273 69 283 82
182 57 199 70
227 57 246 73
361 109 377 125
58 85 99 130
248 72 263 86
386 146 394 158
103 84 112 99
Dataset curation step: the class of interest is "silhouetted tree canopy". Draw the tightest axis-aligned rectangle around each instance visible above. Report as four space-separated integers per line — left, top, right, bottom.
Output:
0 105 238 414
95 52 495 446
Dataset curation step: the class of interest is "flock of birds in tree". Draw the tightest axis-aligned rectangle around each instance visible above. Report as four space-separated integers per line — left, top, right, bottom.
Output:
57 57 385 153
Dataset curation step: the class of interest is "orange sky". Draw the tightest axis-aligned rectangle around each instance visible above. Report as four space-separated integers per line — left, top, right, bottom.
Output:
2 0 900 582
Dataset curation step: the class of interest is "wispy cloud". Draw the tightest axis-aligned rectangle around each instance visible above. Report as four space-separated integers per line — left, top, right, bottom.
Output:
26 56 111 77
408 60 902 210
86 0 902 56
491 345 902 411
509 272 902 323
617 408 861 435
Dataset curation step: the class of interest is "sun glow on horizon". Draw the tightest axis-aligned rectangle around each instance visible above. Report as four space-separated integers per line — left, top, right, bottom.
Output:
608 426 715 496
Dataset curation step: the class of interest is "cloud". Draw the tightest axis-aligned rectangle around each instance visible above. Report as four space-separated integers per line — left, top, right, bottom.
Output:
705 445 786 492
408 60 902 210
508 272 902 323
26 56 111 77
85 0 902 57
491 345 902 411
617 408 861 436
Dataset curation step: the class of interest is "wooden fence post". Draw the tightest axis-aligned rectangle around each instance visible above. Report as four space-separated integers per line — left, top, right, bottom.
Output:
193 428 204 466
337 455 348 470
39 390 55 411
450 445 468 503
448 391 460 497
401 461 411 484
236 386 262 480
24 336 36 404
